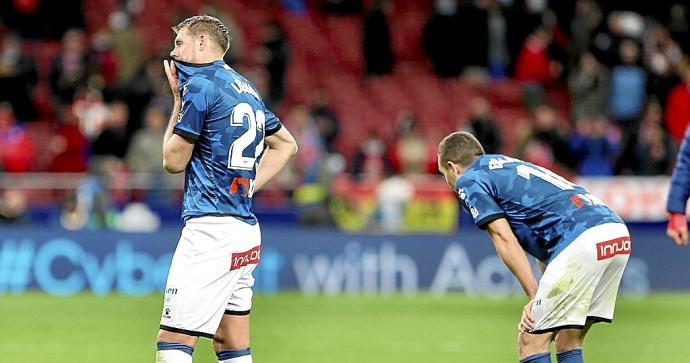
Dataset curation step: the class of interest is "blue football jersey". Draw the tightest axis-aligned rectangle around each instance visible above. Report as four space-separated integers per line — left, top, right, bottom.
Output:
455 154 624 263
172 60 282 224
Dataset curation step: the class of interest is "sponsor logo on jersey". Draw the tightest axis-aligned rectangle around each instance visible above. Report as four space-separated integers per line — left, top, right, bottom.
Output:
231 246 261 270
596 237 631 260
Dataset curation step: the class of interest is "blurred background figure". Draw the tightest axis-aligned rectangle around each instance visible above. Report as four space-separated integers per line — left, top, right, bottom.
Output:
0 102 35 172
125 105 165 174
0 33 38 121
0 188 28 223
466 97 502 154
50 28 93 106
568 52 609 120
363 0 393 76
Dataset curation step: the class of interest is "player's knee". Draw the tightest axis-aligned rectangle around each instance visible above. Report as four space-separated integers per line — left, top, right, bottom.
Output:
213 332 250 352
157 330 198 347
554 329 582 352
518 331 551 357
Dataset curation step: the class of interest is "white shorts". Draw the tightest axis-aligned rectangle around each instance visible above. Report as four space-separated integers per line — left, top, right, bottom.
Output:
530 223 631 334
159 216 261 338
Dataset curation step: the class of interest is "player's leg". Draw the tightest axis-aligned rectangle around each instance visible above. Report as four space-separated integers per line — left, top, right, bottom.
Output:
156 331 198 363
157 217 252 362
156 224 203 363
518 331 553 362
551 322 593 363
213 221 261 363
213 314 252 363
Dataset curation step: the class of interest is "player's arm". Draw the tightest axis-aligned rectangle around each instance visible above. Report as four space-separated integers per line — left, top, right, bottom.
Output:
667 128 690 245
161 60 196 174
486 217 539 299
162 104 194 174
254 126 298 193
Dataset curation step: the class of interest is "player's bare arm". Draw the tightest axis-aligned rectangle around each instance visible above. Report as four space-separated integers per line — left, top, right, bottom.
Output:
486 217 539 332
486 217 538 299
254 127 298 193
162 59 194 174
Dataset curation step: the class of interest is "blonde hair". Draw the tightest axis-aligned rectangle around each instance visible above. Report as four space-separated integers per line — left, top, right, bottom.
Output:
173 15 230 54
438 131 485 168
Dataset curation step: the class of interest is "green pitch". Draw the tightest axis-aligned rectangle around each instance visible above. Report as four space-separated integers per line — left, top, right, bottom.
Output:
1 292 689 362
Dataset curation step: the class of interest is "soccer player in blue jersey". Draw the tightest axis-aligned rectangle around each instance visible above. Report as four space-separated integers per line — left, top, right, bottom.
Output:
438 132 631 363
155 15 298 363
666 127 690 246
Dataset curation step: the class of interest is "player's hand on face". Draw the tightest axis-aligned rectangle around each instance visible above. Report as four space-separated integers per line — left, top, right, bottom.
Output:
519 299 535 333
667 213 689 246
163 60 180 102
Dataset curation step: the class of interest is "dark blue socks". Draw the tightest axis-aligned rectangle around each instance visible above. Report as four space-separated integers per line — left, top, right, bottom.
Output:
557 348 584 363
520 352 551 363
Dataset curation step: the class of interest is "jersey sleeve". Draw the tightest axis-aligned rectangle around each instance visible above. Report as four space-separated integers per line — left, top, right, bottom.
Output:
173 77 214 142
264 108 283 136
456 174 505 229
667 127 690 214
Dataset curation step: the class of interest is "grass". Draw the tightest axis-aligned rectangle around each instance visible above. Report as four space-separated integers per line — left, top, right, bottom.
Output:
1 292 689 362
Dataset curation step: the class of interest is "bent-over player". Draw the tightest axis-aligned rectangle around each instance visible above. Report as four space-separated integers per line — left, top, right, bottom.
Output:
438 132 630 363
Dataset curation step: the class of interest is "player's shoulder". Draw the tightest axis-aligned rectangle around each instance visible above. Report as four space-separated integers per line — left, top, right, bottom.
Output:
214 66 262 103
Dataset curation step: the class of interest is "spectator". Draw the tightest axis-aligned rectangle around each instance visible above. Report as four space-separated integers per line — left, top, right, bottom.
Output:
609 39 646 134
390 112 428 175
288 104 324 183
47 105 88 172
310 88 340 153
633 110 674 175
568 116 617 176
643 24 683 107
665 64 690 143
484 0 510 78
125 105 165 173
423 0 464 78
668 3 690 54
89 28 119 88
108 8 143 83
363 0 394 76
0 33 38 121
124 57 169 134
517 104 576 172
466 97 502 154
90 100 130 173
257 21 289 106
513 27 561 85
0 189 28 224
568 52 609 120
73 89 110 140
50 28 93 105
0 102 35 172
616 101 673 175
568 0 603 66
351 130 392 182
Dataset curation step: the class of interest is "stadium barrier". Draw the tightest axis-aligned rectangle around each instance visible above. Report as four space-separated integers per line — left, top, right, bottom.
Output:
0 224 687 296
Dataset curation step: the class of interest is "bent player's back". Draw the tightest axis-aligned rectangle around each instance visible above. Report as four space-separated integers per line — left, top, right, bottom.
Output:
172 60 283 224
456 154 623 262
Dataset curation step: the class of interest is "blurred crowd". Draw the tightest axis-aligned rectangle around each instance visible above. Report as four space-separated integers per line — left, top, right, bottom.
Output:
1 0 689 228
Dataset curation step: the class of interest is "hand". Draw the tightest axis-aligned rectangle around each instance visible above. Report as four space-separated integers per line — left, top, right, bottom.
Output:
518 299 535 333
667 212 689 246
163 60 180 102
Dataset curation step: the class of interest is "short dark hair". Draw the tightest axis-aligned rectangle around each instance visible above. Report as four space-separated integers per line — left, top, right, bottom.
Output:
438 131 485 169
173 15 231 54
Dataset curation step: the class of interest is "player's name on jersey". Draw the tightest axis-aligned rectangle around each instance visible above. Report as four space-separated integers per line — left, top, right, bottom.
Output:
231 79 260 100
